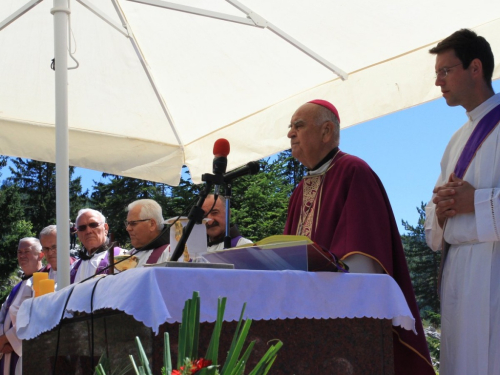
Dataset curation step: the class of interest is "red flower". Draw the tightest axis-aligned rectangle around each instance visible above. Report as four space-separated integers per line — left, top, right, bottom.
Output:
171 371 182 375
192 358 212 373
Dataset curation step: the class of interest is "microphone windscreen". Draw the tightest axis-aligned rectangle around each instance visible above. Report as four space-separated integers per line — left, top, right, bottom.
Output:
213 138 230 157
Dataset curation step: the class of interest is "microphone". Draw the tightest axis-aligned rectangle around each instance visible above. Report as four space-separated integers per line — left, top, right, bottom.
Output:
212 138 230 195
223 161 260 182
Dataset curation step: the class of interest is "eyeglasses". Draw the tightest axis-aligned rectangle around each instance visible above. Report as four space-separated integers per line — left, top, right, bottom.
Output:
124 219 151 228
42 244 57 253
435 63 462 79
77 222 104 232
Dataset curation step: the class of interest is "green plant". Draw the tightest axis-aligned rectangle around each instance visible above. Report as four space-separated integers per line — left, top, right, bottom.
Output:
96 292 282 375
94 353 132 375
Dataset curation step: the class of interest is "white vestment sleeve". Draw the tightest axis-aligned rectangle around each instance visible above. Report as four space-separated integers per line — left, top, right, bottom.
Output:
5 319 22 356
475 188 500 242
157 247 171 263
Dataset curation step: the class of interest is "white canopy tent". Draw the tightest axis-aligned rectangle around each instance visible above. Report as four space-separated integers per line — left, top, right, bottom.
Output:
1 0 499 288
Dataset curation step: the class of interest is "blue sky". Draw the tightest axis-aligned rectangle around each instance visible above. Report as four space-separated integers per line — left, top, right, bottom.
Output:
2 80 499 234
341 79 500 232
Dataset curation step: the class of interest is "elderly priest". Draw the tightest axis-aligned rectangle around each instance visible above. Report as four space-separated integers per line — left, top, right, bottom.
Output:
284 99 434 375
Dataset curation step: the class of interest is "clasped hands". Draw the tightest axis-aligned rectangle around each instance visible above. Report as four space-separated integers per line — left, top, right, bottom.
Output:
0 334 13 354
433 173 476 228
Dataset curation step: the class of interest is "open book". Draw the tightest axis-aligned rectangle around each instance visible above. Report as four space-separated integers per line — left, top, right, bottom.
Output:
202 235 346 272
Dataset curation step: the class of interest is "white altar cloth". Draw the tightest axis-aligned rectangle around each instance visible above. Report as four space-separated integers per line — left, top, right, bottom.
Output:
17 267 415 339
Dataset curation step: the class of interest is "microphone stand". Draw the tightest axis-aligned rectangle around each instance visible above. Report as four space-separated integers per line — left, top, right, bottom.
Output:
170 171 223 262
223 180 233 249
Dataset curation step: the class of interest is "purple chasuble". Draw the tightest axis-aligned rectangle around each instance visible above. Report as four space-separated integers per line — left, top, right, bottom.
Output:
284 151 435 375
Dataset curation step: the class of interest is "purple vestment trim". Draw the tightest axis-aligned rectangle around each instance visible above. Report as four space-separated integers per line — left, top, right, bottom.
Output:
231 235 242 248
70 247 121 283
454 104 500 178
4 282 22 312
95 247 122 275
146 244 169 264
0 282 22 374
70 260 82 284
0 350 19 375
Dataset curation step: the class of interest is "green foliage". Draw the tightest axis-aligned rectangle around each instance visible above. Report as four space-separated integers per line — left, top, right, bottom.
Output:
98 292 282 375
0 157 86 298
422 310 441 329
426 335 440 367
165 168 203 219
0 156 7 176
230 154 297 241
7 158 86 233
178 293 201 365
274 150 306 188
0 272 21 303
94 354 132 375
0 218 35 302
89 172 193 246
401 202 441 314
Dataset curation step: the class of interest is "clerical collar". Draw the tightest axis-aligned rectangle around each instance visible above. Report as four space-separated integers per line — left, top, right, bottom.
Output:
207 224 242 247
21 273 32 281
467 92 500 122
77 240 111 261
308 147 339 172
134 227 170 252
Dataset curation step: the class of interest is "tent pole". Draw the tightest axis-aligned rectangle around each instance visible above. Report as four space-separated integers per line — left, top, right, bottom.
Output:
51 0 70 289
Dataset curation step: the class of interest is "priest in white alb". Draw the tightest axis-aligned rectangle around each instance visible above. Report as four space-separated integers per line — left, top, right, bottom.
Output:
425 29 500 375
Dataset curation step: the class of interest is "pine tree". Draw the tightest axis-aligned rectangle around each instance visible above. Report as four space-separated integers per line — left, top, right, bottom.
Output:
274 149 306 189
89 173 194 246
0 182 36 301
7 158 87 233
229 155 294 241
401 202 441 315
164 167 203 220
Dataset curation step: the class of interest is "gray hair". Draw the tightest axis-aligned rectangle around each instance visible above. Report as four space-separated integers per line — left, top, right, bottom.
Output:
127 199 164 231
18 237 42 254
40 225 57 238
315 105 340 143
76 208 106 224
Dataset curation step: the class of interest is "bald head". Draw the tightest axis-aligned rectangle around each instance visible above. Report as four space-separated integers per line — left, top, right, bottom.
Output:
287 102 340 169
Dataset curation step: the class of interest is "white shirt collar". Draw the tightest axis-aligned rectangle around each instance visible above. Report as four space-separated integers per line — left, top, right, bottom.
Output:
467 93 500 122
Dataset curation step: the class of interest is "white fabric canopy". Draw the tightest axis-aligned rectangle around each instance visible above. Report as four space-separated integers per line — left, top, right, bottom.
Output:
1 0 499 186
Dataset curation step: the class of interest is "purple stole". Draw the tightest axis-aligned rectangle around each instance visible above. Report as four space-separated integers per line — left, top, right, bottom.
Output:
0 352 18 375
39 264 51 273
145 244 169 264
3 281 23 313
70 247 121 283
439 103 500 297
0 282 23 375
231 235 242 248
454 103 500 178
